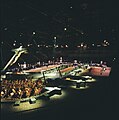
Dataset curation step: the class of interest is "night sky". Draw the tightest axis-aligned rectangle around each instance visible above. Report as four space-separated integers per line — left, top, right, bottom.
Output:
1 0 119 66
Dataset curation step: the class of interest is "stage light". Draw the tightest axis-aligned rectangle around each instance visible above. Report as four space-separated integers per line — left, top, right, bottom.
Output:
64 28 67 31
33 32 36 35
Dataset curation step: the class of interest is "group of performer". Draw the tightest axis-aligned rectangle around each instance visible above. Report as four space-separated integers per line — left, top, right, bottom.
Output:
0 78 44 99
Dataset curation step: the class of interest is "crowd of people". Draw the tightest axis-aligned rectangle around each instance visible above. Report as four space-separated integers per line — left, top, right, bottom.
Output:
0 78 44 100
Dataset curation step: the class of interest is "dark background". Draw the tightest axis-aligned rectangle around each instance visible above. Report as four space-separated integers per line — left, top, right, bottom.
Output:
1 0 119 69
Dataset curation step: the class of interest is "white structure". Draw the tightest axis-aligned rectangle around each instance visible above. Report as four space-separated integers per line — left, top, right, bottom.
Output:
3 46 27 71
